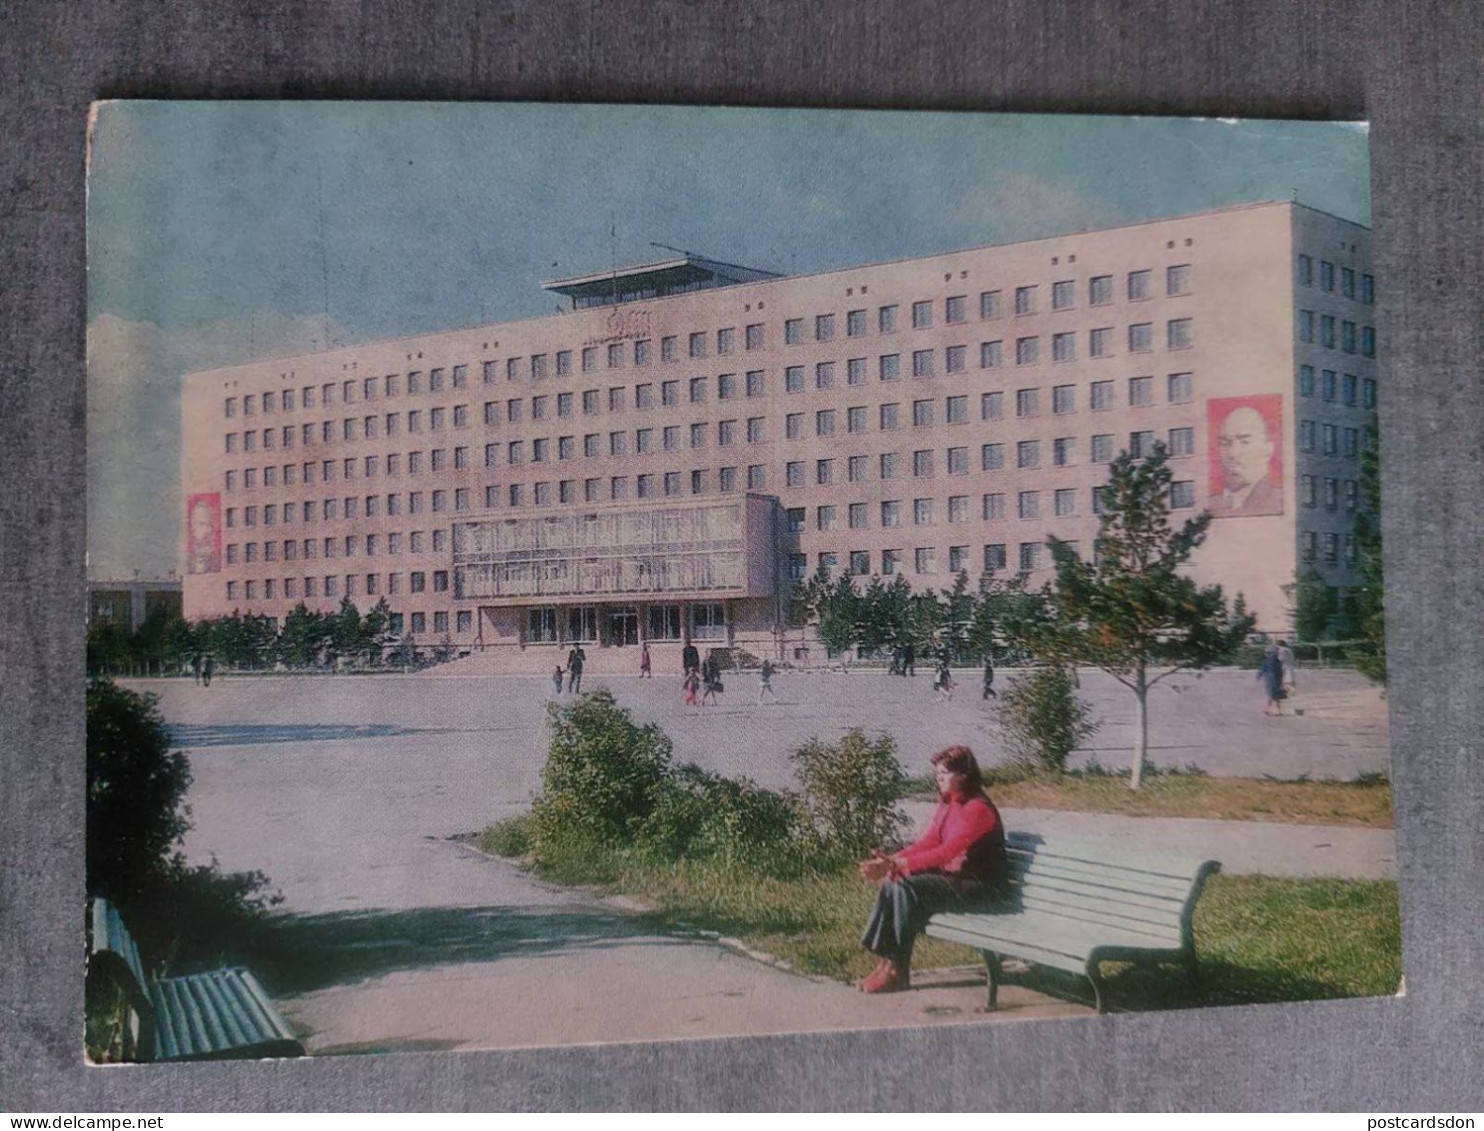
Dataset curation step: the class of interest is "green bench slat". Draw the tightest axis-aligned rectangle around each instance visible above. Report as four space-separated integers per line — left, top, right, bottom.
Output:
931 909 1179 957
1006 833 1214 883
1014 893 1184 939
1013 868 1190 919
89 898 304 1062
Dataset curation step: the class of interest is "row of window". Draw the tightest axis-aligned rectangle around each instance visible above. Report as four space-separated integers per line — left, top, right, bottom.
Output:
224 530 449 563
219 428 1202 530
1297 256 1374 304
224 573 455 604
525 604 725 644
791 542 1050 578
1299 368 1377 407
1301 476 1362 511
1297 313 1376 356
1301 531 1360 565
222 364 1203 458
1300 421 1364 458
221 271 1200 420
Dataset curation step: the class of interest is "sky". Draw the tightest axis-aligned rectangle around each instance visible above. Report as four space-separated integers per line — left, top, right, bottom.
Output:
85 103 1370 580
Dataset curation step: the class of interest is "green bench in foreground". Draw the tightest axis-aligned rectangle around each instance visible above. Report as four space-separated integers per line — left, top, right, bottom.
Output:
88 897 305 1061
926 832 1220 1013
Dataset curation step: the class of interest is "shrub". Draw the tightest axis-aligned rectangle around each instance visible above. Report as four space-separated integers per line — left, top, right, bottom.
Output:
997 665 1099 774
533 690 673 847
86 679 278 969
792 729 909 860
480 813 536 858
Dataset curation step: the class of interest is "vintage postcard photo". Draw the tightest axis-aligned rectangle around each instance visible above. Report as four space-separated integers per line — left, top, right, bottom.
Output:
84 103 1393 1061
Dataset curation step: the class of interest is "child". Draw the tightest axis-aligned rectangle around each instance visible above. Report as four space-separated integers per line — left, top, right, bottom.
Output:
757 658 778 704
683 669 701 709
552 665 564 695
933 663 955 703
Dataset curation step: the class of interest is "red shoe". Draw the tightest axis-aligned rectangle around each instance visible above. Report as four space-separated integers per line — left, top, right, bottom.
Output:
856 960 891 991
860 962 911 994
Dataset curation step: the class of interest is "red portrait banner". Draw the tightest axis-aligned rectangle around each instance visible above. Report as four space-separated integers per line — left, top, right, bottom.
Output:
1207 394 1284 518
186 492 222 574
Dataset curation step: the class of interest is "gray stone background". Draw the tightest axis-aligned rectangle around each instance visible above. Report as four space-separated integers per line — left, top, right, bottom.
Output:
2 0 1480 1112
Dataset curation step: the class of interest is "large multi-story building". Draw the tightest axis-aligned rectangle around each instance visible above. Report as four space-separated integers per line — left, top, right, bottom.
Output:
181 201 1377 667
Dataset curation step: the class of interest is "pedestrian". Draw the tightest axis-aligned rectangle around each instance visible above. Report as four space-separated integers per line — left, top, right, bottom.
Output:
682 668 701 710
933 662 955 702
201 654 214 687
681 639 700 676
1276 638 1297 697
757 658 778 704
552 665 564 695
904 643 917 677
639 642 652 678
566 644 586 693
1257 644 1285 716
700 657 722 706
981 656 996 700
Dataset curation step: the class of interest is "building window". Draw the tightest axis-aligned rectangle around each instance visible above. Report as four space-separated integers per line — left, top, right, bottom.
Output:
747 465 765 490
1052 332 1076 362
1089 327 1113 358
784 319 803 345
948 495 969 524
1052 437 1075 467
1054 487 1077 516
945 344 967 374
634 339 650 367
689 377 707 404
911 300 933 330
1363 378 1377 408
882 549 901 575
1320 314 1336 349
1128 270 1152 301
879 403 900 431
878 305 898 333
1167 264 1192 296
1017 440 1040 469
847 454 868 483
1301 474 1317 508
1344 427 1359 458
1342 320 1357 353
1323 423 1338 456
981 443 1005 471
981 391 1003 421
786 461 804 488
945 295 967 324
1089 275 1113 306
1129 430 1156 458
1019 542 1042 571
979 290 1002 320
980 340 1003 369
1323 533 1339 564
816 409 836 437
1167 372 1193 403
1361 326 1376 357
982 493 1006 520
660 337 678 363
718 420 736 446
849 502 868 529
912 450 934 478
1342 372 1359 406
688 332 706 359
912 399 934 428
913 498 934 526
881 500 901 528
984 543 1007 572
817 505 838 531
880 452 901 480
745 324 764 351
847 309 867 337
718 466 737 493
1168 427 1194 457
1014 286 1037 316
1297 254 1313 286
944 395 968 425
785 366 805 394
1016 337 1039 366
815 313 836 342
664 471 682 497
1167 319 1193 350
1128 322 1153 353
692 602 727 641
1014 388 1038 418
1051 280 1075 310
1017 491 1039 520
914 547 936 574
716 327 735 355
786 413 804 441
636 474 654 499
1170 480 1195 509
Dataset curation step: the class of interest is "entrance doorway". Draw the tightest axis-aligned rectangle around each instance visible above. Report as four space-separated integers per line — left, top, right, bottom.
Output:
607 607 639 647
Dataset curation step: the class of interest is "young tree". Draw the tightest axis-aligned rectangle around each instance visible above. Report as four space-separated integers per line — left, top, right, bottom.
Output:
1351 413 1386 684
794 565 860 660
1028 445 1254 789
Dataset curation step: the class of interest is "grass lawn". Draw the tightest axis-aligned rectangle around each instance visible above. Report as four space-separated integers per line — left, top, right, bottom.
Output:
481 823 1401 1011
901 768 1394 829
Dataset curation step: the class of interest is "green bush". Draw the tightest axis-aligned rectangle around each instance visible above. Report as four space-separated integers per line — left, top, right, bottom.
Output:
480 813 536 858
533 690 674 848
997 665 1099 774
792 728 909 860
86 679 279 970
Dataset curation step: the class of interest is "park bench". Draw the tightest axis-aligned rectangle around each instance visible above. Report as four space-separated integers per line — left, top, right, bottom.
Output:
87 897 305 1061
925 832 1220 1014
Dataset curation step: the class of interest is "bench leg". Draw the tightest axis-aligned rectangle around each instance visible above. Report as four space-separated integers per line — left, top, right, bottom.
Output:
1087 962 1109 1015
982 950 1001 1011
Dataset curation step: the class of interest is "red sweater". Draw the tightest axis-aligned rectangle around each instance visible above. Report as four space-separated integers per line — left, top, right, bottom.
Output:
899 795 1005 883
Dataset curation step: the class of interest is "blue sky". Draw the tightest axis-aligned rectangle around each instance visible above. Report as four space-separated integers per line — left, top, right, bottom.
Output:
86 103 1369 579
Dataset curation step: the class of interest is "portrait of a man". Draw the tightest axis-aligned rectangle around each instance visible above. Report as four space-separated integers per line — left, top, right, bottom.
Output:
185 492 221 574
1207 395 1284 518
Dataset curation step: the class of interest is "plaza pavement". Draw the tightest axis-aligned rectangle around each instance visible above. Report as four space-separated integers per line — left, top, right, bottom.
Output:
127 668 1392 1054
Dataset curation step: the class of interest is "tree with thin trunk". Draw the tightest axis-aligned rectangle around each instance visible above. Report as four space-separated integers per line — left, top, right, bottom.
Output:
1025 444 1254 789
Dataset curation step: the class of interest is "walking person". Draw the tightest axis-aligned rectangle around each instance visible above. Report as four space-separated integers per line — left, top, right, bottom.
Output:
682 639 700 677
933 661 955 703
1276 638 1297 698
757 658 778 704
566 644 586 693
1257 644 1285 716
201 654 214 688
639 642 652 678
191 654 202 685
981 656 996 700
682 668 701 711
904 643 916 677
552 665 564 695
857 745 1008 994
700 657 722 706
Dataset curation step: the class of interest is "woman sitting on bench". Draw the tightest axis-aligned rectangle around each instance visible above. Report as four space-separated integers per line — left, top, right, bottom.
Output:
857 744 1007 994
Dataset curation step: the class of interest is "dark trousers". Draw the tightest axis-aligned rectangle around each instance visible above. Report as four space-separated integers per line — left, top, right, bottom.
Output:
568 669 582 693
861 873 985 964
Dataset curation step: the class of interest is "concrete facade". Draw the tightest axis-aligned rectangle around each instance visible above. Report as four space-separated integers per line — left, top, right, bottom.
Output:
180 201 1376 658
